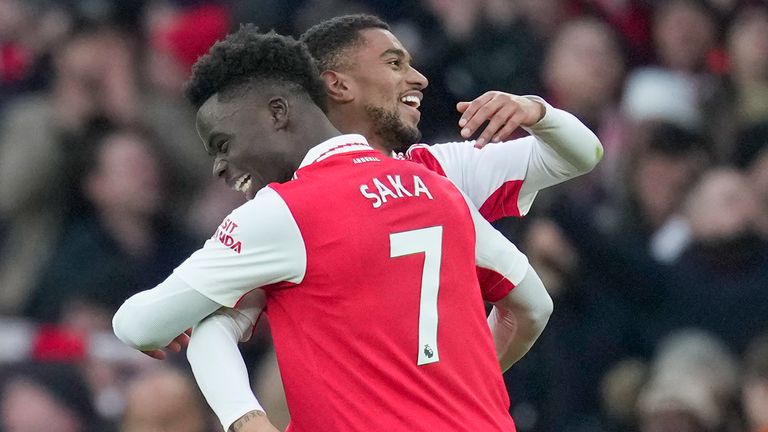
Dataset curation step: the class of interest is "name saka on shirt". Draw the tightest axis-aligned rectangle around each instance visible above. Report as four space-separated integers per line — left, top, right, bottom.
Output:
359 175 434 209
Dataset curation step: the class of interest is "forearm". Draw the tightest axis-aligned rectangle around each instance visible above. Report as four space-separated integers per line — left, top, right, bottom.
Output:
112 274 221 350
523 96 603 176
490 265 553 372
188 309 266 431
489 304 539 372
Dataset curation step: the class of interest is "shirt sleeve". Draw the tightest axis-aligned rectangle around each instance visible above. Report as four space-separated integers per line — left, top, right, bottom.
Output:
457 193 530 302
174 186 307 307
187 307 265 431
112 274 222 350
409 96 602 221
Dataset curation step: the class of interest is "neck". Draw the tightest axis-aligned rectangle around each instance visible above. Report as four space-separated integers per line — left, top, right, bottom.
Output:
290 104 344 163
326 106 389 154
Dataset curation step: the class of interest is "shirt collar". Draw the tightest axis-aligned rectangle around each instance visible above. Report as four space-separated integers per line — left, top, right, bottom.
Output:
298 134 371 169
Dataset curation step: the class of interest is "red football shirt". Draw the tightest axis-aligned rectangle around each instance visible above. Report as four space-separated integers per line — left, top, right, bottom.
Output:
175 135 530 431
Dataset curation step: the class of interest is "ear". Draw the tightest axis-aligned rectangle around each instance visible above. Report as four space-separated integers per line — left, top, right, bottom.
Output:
321 70 354 103
268 96 289 131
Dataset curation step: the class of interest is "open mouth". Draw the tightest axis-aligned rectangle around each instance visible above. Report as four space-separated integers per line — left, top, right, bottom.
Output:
233 173 253 194
400 95 421 109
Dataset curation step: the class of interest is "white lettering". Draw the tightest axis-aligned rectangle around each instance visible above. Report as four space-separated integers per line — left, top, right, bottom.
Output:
413 176 433 200
361 175 434 208
353 156 381 164
373 177 398 204
387 175 412 197
360 185 382 209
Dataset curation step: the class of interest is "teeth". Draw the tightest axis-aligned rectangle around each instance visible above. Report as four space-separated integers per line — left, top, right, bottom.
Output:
400 95 421 108
234 174 252 193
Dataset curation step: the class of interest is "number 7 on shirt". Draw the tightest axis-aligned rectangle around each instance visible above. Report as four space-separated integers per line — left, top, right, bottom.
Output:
390 226 443 366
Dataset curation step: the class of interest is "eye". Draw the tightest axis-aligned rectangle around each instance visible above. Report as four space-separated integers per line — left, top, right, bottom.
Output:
218 140 229 154
387 59 402 68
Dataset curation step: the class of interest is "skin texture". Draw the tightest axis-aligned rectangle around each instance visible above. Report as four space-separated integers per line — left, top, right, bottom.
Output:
231 410 280 432
321 28 543 152
194 87 338 200
196 90 295 200
322 28 427 153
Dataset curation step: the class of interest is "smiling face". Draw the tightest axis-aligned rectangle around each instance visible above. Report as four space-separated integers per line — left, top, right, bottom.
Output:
340 28 428 152
195 85 297 199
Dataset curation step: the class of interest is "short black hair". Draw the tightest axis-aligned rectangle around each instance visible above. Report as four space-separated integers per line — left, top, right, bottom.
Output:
300 14 389 72
185 25 326 111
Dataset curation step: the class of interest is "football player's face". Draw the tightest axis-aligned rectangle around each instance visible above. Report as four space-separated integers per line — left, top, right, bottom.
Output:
195 90 295 200
346 29 428 152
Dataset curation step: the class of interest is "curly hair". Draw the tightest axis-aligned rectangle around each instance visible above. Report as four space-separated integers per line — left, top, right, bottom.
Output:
300 14 389 72
185 25 326 111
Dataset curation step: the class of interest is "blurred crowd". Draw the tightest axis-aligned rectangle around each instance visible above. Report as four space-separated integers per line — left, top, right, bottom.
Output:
0 0 767 431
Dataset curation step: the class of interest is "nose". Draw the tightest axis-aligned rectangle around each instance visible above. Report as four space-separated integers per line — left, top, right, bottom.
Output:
212 158 227 179
408 65 428 90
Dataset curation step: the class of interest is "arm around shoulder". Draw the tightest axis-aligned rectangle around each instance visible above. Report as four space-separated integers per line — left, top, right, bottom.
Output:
112 274 222 350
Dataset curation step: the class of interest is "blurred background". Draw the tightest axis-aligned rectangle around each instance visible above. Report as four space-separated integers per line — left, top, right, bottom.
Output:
0 0 767 431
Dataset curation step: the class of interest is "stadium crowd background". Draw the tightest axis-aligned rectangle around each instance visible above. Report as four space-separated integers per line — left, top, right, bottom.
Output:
0 0 767 431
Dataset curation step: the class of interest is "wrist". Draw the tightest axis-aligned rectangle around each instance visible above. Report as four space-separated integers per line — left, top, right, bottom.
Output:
521 95 548 126
230 410 270 432
526 100 546 126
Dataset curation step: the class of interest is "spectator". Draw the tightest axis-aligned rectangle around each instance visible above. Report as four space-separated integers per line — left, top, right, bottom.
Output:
542 17 628 191
0 362 105 432
25 127 196 322
636 329 740 432
403 0 543 140
0 24 139 316
622 0 719 131
660 169 768 351
499 217 643 432
704 5 768 161
142 1 232 221
543 18 625 134
611 121 711 259
651 0 718 74
120 367 210 432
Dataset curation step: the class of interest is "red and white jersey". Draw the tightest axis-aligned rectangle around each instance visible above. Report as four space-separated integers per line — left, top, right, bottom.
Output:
175 134 528 432
397 97 602 221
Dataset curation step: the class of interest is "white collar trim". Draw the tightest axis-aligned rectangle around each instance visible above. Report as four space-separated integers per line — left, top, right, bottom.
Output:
298 134 371 169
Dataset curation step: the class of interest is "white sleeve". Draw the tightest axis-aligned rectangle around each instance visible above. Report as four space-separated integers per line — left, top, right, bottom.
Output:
456 192 552 369
174 186 306 307
187 302 265 432
518 96 603 199
488 265 553 372
455 192 530 301
414 96 602 220
112 274 221 350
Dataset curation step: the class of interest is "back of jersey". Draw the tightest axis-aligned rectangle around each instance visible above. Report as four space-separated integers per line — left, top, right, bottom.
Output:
267 148 515 432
